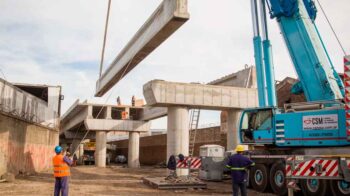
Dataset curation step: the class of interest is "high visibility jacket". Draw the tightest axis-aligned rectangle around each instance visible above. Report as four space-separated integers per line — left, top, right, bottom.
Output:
122 111 128 119
226 154 254 183
53 155 70 177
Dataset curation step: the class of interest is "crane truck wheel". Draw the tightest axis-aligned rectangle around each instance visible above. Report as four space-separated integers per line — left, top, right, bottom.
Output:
250 164 270 192
269 162 287 196
300 179 328 196
330 180 350 196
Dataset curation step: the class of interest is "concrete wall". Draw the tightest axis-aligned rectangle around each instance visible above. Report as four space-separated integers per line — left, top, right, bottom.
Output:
0 113 58 175
113 126 225 165
0 79 61 129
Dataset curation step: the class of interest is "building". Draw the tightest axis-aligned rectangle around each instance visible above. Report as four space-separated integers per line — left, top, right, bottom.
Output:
0 78 62 176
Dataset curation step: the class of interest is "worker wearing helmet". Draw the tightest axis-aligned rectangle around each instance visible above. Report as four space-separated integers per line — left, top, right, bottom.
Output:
53 146 73 196
226 145 255 196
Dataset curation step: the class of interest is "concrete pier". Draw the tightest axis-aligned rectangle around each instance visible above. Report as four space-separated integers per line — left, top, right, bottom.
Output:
142 79 259 176
61 102 151 170
95 131 107 167
167 107 189 176
128 132 140 168
226 110 241 151
78 143 84 164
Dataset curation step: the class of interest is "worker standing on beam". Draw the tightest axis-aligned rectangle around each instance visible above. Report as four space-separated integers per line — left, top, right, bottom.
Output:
226 145 255 196
53 146 73 196
131 95 135 106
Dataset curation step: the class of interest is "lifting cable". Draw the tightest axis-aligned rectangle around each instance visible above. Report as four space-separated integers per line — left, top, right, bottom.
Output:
70 0 145 155
72 52 138 155
99 0 112 78
316 0 347 55
71 0 114 154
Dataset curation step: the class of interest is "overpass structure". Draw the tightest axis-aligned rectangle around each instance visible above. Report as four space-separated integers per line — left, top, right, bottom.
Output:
63 0 259 175
143 80 258 175
60 100 150 168
61 66 257 174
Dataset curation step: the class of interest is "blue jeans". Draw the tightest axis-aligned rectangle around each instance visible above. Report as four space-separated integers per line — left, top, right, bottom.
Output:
232 182 247 196
54 176 69 196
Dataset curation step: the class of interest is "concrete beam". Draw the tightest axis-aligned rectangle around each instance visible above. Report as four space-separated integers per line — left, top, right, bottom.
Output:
95 0 189 97
84 119 150 132
61 99 80 124
139 107 167 121
63 130 95 140
60 106 88 133
143 80 258 109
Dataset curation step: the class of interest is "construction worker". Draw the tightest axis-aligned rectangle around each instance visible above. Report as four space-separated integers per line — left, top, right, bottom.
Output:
226 145 255 196
131 95 135 106
53 146 72 196
117 96 121 106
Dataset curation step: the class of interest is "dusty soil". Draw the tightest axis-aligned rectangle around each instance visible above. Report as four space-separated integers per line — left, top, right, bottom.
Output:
0 165 274 195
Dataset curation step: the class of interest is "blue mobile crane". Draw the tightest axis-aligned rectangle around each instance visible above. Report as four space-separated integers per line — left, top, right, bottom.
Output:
239 0 350 195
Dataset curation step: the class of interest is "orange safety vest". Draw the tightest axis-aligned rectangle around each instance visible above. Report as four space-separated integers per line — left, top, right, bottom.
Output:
122 111 128 119
53 155 70 177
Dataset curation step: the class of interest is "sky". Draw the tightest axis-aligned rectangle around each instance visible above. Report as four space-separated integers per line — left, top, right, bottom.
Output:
0 0 349 129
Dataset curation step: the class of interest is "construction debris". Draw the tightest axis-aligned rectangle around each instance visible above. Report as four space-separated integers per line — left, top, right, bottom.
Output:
143 176 207 190
1 172 15 183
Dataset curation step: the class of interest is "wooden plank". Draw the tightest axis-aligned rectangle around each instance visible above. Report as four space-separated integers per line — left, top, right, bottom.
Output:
95 0 189 97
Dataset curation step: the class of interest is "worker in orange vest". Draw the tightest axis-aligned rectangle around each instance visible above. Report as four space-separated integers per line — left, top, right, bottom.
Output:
122 111 128 120
53 146 72 196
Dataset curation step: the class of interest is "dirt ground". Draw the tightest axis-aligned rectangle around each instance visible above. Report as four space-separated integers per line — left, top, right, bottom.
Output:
0 165 274 196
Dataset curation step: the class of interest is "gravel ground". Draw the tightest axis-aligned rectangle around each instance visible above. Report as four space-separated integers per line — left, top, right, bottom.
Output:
0 165 275 196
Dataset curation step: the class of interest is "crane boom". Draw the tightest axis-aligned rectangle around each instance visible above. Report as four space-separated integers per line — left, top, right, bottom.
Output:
267 0 344 101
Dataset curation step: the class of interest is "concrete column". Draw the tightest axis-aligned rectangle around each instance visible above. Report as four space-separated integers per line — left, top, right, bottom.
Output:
227 110 242 151
106 106 112 119
128 131 140 168
95 131 107 167
87 105 93 119
125 107 130 119
79 143 84 157
167 107 189 176
78 143 84 165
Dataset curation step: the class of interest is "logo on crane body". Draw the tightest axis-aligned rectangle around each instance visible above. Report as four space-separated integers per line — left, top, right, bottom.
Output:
302 114 338 130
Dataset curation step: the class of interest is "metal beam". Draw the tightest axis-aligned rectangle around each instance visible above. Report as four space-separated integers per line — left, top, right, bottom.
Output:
95 0 189 97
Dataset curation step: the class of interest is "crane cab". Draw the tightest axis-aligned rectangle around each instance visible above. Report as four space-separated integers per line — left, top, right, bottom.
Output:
239 107 276 145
